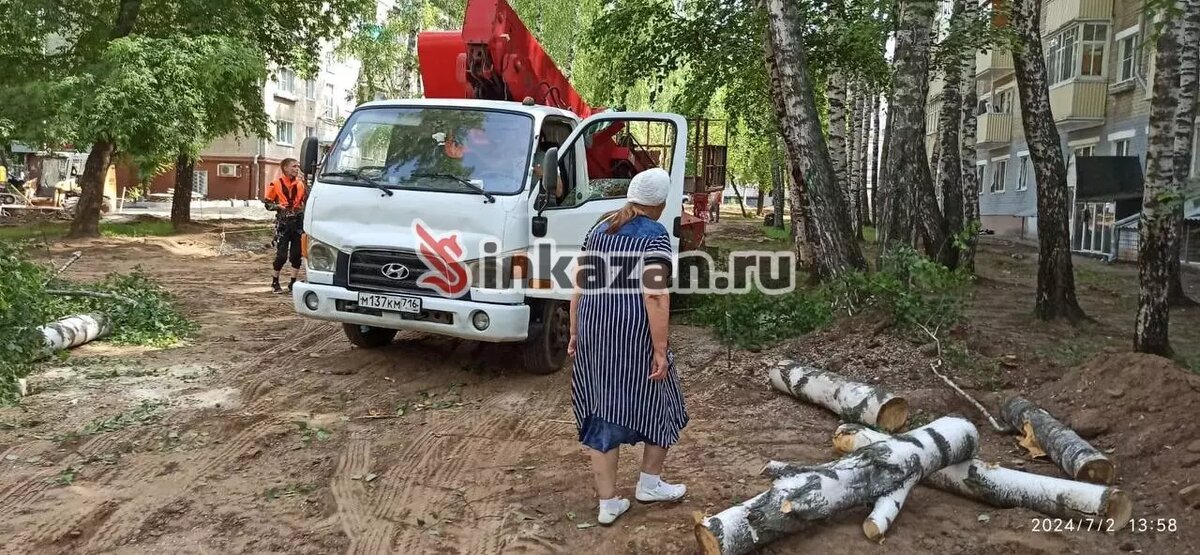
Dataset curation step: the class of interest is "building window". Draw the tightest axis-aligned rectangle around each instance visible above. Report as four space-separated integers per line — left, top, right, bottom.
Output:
1113 138 1131 156
1117 32 1138 83
304 126 315 140
324 84 335 115
192 170 209 198
305 80 316 100
1080 24 1107 77
1017 155 1029 191
1073 145 1095 158
278 69 296 95
275 120 294 145
1045 24 1108 86
994 89 1014 114
977 165 986 194
991 160 1007 193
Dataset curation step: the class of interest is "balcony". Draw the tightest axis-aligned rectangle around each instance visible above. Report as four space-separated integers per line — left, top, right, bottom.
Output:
1042 0 1113 34
1049 80 1107 131
976 112 1014 148
976 49 1014 80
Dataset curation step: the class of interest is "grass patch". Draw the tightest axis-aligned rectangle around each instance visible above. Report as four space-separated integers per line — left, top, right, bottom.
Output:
762 225 789 242
1035 337 1104 368
0 219 176 242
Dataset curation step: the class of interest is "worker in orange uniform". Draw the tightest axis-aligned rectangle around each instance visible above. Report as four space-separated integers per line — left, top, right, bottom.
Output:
264 158 307 293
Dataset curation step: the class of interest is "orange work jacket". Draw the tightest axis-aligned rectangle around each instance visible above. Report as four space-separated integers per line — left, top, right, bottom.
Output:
264 175 307 211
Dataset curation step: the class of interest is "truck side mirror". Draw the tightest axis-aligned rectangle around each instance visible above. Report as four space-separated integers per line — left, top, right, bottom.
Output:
539 147 559 207
300 136 320 177
532 215 548 237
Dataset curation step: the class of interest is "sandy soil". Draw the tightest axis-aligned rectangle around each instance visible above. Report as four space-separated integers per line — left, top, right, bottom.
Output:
1 217 1197 554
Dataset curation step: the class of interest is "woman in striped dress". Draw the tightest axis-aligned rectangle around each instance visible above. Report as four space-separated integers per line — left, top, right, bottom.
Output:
568 168 689 525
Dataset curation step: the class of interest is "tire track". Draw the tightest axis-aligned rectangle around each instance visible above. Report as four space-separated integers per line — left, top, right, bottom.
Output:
82 417 275 551
331 438 396 555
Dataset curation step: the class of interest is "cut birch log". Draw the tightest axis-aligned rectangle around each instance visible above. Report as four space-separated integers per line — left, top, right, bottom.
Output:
1000 397 1115 485
38 313 111 355
694 416 976 554
768 359 908 431
834 424 1133 531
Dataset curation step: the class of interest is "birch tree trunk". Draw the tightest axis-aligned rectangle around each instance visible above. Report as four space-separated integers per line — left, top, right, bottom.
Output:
768 360 909 431
1011 0 1086 321
834 424 1133 530
868 93 881 227
828 72 852 217
878 99 893 227
772 156 786 229
1169 3 1200 306
694 417 978 554
848 84 861 235
1001 397 1116 484
763 0 867 278
1136 4 1186 356
880 0 952 267
936 0 968 255
959 0 982 272
854 90 870 239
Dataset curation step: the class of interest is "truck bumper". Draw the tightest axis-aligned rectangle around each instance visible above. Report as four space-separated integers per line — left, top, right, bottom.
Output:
292 282 530 342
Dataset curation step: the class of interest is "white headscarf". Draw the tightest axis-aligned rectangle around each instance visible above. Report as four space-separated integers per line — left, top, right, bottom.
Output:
626 168 671 206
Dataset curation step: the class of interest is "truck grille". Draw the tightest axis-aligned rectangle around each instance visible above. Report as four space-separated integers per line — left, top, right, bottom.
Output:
347 249 432 294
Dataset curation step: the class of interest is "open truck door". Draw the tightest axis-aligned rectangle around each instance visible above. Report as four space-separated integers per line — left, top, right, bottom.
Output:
528 113 687 300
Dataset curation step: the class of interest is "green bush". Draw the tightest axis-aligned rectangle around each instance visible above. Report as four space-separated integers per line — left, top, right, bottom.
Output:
0 243 55 402
690 289 832 350
52 269 197 347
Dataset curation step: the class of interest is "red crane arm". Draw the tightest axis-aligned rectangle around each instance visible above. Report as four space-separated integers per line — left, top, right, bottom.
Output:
416 0 592 118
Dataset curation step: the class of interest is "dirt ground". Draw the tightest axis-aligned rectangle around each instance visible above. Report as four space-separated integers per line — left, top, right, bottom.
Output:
2 216 1199 554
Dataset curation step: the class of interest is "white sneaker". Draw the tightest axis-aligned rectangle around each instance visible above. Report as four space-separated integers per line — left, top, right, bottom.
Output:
598 498 630 525
635 480 687 503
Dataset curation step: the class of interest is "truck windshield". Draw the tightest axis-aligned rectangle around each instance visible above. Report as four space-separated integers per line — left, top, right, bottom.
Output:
322 107 535 195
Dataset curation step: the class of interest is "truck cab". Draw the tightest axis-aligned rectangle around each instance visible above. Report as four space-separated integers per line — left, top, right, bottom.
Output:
292 98 686 373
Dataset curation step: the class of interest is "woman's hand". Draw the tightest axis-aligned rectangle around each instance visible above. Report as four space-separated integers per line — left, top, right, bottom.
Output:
567 334 577 357
649 350 668 381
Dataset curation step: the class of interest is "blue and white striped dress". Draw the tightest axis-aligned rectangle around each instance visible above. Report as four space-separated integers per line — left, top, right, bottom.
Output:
572 215 689 451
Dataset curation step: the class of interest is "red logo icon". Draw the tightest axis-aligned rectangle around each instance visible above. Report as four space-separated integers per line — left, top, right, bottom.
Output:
414 220 470 297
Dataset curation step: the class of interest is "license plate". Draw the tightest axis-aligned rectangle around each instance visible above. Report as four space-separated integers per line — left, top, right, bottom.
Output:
357 292 422 314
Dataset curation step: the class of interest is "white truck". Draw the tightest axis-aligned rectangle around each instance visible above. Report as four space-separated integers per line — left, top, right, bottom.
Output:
292 98 687 373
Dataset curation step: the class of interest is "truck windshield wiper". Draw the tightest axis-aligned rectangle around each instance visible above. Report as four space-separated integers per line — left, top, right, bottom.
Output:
411 172 495 203
321 170 394 197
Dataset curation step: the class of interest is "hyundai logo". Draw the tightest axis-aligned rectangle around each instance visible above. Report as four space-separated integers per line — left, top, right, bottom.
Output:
380 262 411 280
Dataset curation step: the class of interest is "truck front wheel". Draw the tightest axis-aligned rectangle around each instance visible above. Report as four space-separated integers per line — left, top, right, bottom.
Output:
343 324 397 349
521 301 569 375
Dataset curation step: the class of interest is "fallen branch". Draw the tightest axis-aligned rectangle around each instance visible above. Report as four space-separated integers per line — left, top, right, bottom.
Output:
45 289 138 305
43 251 82 285
694 416 977 554
916 323 1010 433
1000 397 1115 485
38 313 111 356
768 359 908 431
834 424 1132 531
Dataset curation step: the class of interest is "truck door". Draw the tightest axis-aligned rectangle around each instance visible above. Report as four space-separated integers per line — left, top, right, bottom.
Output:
528 113 687 300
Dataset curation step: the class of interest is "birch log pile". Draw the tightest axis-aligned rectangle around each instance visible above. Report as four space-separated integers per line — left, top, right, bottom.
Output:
834 424 1133 530
1001 397 1115 484
768 360 909 431
694 417 977 554
38 313 111 355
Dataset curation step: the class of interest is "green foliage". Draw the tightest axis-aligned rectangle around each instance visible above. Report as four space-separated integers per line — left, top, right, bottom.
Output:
81 399 166 435
51 269 196 347
0 243 54 403
828 247 972 331
294 420 332 446
691 289 832 350
0 220 178 242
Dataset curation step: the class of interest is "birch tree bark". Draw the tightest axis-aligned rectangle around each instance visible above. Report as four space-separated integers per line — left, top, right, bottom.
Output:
848 84 861 235
1168 1 1200 306
1136 4 1187 355
1011 0 1086 321
880 0 953 266
868 93 881 227
828 72 852 218
959 0 981 272
936 0 968 254
763 0 867 278
854 90 870 239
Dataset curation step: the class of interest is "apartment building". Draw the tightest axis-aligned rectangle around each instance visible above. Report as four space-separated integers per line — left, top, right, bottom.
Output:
130 0 404 201
927 0 1200 256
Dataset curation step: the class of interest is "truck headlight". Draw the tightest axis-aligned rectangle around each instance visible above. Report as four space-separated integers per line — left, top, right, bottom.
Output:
308 240 337 272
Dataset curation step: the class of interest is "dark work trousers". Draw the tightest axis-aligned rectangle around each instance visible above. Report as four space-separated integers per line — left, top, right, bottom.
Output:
273 213 303 271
